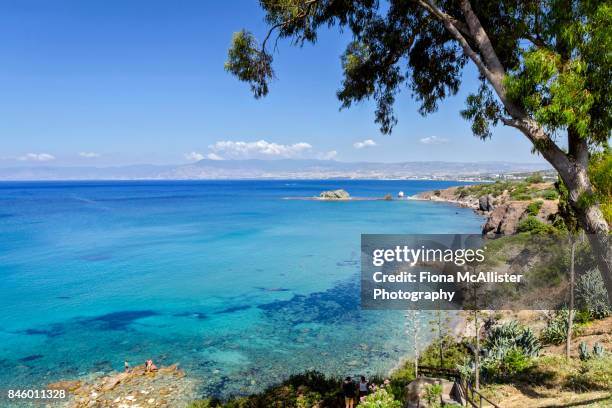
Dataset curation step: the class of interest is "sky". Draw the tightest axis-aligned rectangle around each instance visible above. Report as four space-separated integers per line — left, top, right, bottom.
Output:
0 0 547 166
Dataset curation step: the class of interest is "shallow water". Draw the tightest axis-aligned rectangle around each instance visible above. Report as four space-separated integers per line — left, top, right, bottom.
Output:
0 180 482 398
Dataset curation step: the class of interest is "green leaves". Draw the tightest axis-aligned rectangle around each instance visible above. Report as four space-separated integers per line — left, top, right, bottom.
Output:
504 49 594 139
225 31 274 98
461 82 501 139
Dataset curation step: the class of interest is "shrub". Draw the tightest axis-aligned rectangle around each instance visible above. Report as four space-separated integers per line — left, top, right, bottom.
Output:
576 269 611 319
359 389 402 408
418 335 470 369
579 342 591 361
541 190 559 200
526 200 544 216
481 321 540 381
526 173 544 184
516 216 556 234
501 348 532 376
485 321 541 358
540 310 584 345
593 342 606 358
423 384 443 407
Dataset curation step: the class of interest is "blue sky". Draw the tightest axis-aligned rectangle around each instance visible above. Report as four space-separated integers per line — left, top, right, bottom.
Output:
0 0 546 166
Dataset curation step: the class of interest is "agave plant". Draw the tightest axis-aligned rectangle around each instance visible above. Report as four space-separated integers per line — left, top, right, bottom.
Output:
579 342 591 361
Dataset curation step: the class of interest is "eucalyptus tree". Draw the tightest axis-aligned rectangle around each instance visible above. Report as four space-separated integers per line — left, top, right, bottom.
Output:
226 0 612 296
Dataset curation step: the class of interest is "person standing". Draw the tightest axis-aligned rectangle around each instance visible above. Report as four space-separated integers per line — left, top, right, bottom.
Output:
358 375 369 400
342 376 356 408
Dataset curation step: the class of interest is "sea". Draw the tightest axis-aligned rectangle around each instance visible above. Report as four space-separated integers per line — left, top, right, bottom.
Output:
0 180 483 399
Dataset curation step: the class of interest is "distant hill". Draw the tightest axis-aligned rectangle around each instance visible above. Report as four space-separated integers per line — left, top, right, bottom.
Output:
0 159 552 181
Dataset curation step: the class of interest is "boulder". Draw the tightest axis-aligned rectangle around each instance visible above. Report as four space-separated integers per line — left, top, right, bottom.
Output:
319 189 350 200
483 202 530 236
478 194 495 212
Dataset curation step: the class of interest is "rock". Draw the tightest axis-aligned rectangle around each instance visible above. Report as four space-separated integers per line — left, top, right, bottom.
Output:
47 380 82 392
319 189 350 200
483 202 530 236
478 194 495 212
383 194 393 201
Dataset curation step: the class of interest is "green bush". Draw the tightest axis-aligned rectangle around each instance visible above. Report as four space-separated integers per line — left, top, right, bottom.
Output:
360 389 402 408
423 384 443 407
576 269 611 319
516 216 556 234
187 400 213 408
481 321 540 381
526 200 544 216
579 341 591 361
513 193 533 201
540 310 583 345
485 321 541 359
526 173 544 184
541 190 559 200
418 335 470 369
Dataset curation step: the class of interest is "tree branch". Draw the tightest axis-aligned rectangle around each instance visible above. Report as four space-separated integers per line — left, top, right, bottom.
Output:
261 0 320 52
417 1 500 96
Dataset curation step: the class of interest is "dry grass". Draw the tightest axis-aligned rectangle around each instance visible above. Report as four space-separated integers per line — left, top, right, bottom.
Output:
481 317 612 408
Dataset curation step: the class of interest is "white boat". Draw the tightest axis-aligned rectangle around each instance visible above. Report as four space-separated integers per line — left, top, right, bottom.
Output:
398 191 405 198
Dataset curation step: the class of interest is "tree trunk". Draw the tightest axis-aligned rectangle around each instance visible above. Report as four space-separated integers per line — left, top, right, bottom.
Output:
559 164 612 300
566 237 576 360
474 311 480 390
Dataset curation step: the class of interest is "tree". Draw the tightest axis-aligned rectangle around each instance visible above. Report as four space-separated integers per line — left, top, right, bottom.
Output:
566 234 577 359
226 0 612 298
428 308 452 367
405 309 421 377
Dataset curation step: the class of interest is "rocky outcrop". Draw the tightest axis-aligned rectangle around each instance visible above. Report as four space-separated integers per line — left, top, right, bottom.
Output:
319 189 350 200
48 364 196 408
483 202 530 236
416 183 559 236
479 194 495 212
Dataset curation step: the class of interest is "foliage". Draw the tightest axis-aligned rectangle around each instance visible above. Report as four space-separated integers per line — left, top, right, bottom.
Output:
189 370 341 408
541 190 559 200
593 342 606 358
579 341 590 361
576 268 612 319
484 321 541 359
480 321 541 381
227 1 611 150
580 341 607 362
359 389 402 408
540 310 583 345
187 400 213 408
225 31 273 99
423 383 443 407
418 335 470 370
525 173 544 184
516 216 557 235
523 354 612 393
526 200 544 216
588 148 612 226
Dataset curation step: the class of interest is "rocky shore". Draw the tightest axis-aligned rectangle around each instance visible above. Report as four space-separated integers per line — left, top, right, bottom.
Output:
414 181 559 236
48 364 197 408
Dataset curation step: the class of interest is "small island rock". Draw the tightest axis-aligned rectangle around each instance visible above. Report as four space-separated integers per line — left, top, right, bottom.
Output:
319 189 350 200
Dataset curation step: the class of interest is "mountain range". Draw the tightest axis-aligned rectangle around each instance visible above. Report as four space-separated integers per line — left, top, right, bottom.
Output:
0 159 552 181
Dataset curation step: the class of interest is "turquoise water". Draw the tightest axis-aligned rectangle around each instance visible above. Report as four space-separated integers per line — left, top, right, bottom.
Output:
0 180 482 398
